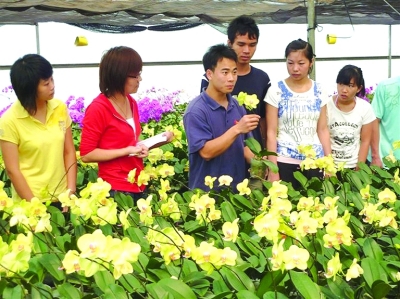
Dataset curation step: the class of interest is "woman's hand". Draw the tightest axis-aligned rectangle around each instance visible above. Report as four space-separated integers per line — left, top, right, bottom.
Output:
127 144 149 158
163 131 175 143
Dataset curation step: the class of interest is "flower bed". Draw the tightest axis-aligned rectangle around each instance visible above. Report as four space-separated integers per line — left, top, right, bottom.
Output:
1 87 400 298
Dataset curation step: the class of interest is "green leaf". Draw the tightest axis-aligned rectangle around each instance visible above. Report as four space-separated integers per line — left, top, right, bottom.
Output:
245 138 262 156
232 194 254 210
371 280 391 299
221 201 238 222
293 171 307 188
118 274 145 294
236 290 260 299
361 257 388 288
182 259 199 277
3 285 23 299
257 270 287 296
363 238 384 261
222 266 255 292
94 270 115 293
103 284 129 299
154 278 197 299
30 283 52 299
326 275 354 299
290 270 321 299
210 292 233 299
57 283 82 299
262 292 289 299
38 253 65 281
55 233 71 252
348 172 364 191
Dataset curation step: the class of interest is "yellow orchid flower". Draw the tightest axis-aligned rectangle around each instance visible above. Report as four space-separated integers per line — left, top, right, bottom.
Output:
377 188 396 204
157 163 175 178
62 250 82 274
204 175 217 189
222 218 239 242
218 175 233 187
282 245 310 270
325 253 342 280
236 178 251 196
127 168 137 184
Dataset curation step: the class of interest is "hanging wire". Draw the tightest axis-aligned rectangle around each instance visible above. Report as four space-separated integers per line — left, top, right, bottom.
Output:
383 0 400 16
326 0 354 40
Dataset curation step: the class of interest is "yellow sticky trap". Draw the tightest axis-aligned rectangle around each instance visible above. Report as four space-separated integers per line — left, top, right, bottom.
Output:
326 34 337 44
75 36 88 46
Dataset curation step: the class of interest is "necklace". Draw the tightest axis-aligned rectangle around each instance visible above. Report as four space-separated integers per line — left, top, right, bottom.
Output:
335 95 356 112
110 96 128 119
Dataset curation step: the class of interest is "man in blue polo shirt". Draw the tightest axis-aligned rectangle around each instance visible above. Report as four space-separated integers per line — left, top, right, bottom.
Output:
184 44 260 191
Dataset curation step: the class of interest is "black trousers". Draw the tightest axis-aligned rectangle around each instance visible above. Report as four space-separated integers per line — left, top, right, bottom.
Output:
278 162 323 190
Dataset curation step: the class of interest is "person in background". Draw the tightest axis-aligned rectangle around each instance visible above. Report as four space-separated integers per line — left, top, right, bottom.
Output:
265 39 331 190
369 76 400 166
327 65 375 171
200 15 270 147
185 44 260 191
80 46 173 201
0 54 77 204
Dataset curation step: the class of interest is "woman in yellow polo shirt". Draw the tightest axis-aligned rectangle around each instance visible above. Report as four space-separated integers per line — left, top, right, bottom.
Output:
0 54 76 203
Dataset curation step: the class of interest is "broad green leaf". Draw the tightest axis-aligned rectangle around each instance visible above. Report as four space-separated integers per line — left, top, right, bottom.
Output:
127 227 150 251
3 285 23 299
245 138 262 155
371 280 391 299
326 275 354 299
348 172 364 191
211 273 230 294
293 171 307 188
94 270 115 293
371 166 394 179
232 194 254 210
210 292 233 299
361 257 388 288
118 274 145 294
348 215 364 238
57 283 82 299
55 233 72 252
237 290 260 299
103 284 129 299
39 253 65 281
222 266 255 292
357 162 372 174
221 201 237 222
290 270 321 299
363 238 384 261
182 259 199 277
154 278 197 299
263 291 289 299
257 270 287 296
30 283 53 299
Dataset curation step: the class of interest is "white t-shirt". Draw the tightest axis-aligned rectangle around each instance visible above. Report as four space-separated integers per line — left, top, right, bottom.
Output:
265 80 329 161
327 96 376 168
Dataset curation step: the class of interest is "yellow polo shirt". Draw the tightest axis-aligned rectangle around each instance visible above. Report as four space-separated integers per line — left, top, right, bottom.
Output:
0 99 72 202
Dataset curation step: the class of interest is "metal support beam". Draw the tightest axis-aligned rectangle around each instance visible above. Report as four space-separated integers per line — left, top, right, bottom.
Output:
307 0 316 80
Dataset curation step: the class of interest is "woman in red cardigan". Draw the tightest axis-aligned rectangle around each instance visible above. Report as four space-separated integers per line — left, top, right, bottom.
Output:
80 46 172 200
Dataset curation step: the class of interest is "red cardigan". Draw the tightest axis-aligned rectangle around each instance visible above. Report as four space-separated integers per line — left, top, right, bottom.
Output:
80 93 145 193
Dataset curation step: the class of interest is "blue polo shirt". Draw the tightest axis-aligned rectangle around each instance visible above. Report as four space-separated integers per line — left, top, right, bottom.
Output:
183 91 248 191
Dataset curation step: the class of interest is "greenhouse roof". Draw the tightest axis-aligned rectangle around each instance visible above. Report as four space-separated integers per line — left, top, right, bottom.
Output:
0 0 399 30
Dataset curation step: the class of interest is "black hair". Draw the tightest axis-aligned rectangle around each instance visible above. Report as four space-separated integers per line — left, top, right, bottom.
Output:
336 65 366 97
10 54 53 115
285 39 315 62
202 44 238 72
99 46 142 97
227 15 259 43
